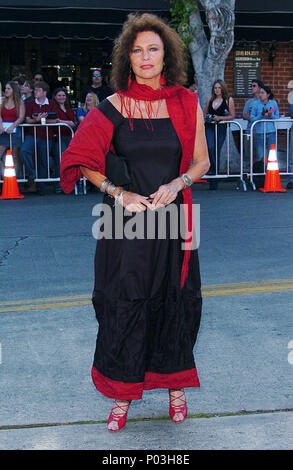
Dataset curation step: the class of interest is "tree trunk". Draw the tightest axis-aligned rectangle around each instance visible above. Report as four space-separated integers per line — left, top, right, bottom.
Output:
187 1 241 175
188 0 235 109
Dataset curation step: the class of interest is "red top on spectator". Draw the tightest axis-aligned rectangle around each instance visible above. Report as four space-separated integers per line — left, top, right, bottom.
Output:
1 106 17 122
55 107 75 137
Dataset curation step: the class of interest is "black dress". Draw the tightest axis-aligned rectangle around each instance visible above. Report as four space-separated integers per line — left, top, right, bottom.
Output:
91 100 202 400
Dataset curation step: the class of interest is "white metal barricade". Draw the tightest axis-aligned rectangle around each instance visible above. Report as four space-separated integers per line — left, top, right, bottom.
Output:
0 122 88 195
203 120 246 190
3 118 291 193
249 118 293 190
0 122 74 185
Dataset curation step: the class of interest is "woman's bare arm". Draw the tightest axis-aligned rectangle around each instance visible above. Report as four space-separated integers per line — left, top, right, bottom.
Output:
80 166 152 212
149 105 210 208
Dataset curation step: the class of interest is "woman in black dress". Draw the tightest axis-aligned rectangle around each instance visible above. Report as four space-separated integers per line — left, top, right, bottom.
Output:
60 13 209 432
204 80 235 190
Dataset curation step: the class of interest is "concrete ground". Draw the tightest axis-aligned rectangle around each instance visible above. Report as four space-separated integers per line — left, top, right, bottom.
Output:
0 178 293 451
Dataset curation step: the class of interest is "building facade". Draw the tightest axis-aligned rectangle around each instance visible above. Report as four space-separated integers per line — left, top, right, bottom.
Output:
0 1 292 112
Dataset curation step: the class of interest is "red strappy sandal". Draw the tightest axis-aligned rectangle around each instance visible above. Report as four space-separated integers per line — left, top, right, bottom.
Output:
169 389 187 423
107 400 131 432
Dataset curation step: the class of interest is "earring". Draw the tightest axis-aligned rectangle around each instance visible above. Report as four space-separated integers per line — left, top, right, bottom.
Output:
128 66 133 87
160 62 166 86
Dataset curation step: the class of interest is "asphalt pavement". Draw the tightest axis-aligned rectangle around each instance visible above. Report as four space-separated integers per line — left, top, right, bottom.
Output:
1 179 293 452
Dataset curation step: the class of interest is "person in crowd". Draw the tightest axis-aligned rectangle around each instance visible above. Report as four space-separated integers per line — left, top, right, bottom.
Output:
20 81 58 195
76 92 99 193
204 79 235 190
80 69 112 104
33 72 53 98
52 87 76 193
77 92 99 123
33 72 44 84
11 75 26 87
242 80 264 164
286 84 293 189
242 79 264 130
0 81 25 178
20 79 34 103
250 85 279 162
53 88 76 141
61 13 209 432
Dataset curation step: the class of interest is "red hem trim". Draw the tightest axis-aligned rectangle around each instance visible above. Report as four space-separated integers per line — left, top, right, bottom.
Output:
144 368 200 390
91 366 200 400
91 367 144 400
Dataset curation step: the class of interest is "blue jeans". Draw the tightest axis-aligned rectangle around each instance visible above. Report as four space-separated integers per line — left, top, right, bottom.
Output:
52 135 72 178
205 123 227 188
254 132 275 162
20 135 53 190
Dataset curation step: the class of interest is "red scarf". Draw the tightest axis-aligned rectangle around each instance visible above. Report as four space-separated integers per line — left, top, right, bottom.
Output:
61 80 198 288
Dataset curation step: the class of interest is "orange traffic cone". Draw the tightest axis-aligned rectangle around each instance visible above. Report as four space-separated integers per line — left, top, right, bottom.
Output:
0 150 24 199
259 145 286 193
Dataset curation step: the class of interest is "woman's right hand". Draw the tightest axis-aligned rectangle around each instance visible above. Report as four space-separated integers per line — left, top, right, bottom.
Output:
0 124 4 134
121 191 152 212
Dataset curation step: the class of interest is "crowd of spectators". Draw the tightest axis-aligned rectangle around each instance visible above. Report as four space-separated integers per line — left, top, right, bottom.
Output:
242 79 280 161
0 69 113 194
240 79 293 188
0 69 292 193
201 77 292 190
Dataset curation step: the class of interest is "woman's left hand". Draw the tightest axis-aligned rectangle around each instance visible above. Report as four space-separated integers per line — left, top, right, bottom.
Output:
212 115 221 122
149 179 184 209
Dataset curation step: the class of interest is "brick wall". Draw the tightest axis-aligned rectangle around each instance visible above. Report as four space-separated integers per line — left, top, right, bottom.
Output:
224 42 293 116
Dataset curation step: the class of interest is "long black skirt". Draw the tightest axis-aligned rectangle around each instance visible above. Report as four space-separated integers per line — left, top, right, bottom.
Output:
91 195 202 400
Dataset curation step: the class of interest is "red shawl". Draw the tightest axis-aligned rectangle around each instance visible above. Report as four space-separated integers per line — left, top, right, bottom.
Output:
60 80 198 288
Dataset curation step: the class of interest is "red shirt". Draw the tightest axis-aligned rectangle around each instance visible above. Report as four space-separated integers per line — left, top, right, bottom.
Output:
1 106 17 122
55 106 75 137
25 98 58 140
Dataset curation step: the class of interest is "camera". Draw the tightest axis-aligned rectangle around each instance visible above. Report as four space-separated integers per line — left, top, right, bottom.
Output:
205 114 214 123
261 107 268 116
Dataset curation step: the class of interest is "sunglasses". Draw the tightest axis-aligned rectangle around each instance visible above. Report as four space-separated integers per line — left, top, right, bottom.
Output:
251 84 258 87
93 73 101 77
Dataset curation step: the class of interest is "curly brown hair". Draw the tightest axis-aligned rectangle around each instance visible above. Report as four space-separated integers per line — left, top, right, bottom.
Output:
110 13 187 91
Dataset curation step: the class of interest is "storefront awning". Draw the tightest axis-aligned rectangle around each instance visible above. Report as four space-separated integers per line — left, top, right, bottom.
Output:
0 0 169 7
0 1 292 42
0 0 292 9
0 3 170 40
0 8 129 40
